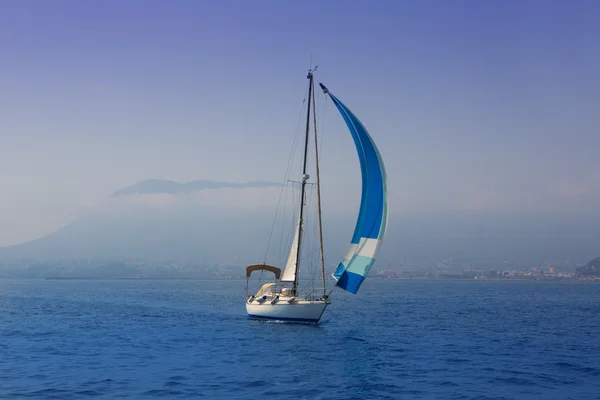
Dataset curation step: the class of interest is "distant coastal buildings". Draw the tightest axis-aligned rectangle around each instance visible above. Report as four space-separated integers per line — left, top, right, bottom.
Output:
370 263 598 281
2 256 599 282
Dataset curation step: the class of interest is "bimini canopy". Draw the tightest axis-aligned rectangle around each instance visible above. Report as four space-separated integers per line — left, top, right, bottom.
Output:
245 264 282 280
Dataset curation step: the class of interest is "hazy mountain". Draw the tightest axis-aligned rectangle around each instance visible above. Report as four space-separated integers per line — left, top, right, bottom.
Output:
1 179 600 277
1 208 599 271
576 257 600 276
112 179 279 197
0 205 283 263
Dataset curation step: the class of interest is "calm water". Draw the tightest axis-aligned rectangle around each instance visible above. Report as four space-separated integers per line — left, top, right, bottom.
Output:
1 279 599 399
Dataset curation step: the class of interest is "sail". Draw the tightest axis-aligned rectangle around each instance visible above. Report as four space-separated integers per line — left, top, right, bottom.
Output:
280 216 301 282
320 83 388 294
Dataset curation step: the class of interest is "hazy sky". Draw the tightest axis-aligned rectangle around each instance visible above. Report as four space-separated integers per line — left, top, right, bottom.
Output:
1 0 599 246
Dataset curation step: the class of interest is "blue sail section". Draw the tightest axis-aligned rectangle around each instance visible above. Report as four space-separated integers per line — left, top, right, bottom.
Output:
320 83 388 294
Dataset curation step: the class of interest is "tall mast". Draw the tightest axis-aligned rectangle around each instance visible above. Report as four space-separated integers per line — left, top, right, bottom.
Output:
293 70 314 295
312 80 326 293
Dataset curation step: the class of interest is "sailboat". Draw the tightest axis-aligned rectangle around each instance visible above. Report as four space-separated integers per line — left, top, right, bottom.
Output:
245 69 388 323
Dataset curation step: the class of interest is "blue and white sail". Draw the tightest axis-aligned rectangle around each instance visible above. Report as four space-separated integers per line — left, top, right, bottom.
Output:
320 83 388 294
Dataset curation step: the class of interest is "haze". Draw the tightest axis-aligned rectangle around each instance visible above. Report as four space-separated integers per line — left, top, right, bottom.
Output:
1 0 599 247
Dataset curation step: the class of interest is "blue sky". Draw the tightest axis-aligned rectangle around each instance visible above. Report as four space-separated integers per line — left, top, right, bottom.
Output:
1 0 599 245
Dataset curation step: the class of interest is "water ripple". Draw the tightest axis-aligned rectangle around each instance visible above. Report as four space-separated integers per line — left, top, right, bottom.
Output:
1 279 599 399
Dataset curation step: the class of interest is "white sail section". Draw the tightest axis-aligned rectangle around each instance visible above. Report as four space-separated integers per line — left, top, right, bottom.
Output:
280 216 301 282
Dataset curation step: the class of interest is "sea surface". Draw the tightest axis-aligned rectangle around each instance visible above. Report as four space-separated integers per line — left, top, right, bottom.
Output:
1 279 599 399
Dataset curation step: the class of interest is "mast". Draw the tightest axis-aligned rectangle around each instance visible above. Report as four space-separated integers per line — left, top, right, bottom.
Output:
312 80 326 294
293 69 314 295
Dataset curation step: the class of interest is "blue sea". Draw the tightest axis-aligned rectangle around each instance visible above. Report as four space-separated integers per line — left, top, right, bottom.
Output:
1 279 599 399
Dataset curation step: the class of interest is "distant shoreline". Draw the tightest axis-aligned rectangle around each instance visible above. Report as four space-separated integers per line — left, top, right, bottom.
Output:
43 276 599 282
45 277 237 280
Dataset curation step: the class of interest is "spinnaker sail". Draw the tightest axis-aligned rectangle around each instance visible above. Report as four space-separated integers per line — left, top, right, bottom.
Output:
320 83 388 294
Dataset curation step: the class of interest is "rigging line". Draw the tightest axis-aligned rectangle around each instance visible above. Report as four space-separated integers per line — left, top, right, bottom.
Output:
283 189 299 269
315 81 329 163
306 223 319 290
318 91 329 166
296 186 317 289
292 184 311 280
255 268 264 292
312 190 321 283
263 85 309 263
277 183 291 266
304 186 318 287
312 81 326 292
264 136 302 266
276 183 285 263
281 181 303 267
298 246 322 293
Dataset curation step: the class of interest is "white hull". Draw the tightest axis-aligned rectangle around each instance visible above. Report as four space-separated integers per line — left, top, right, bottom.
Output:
246 299 328 323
